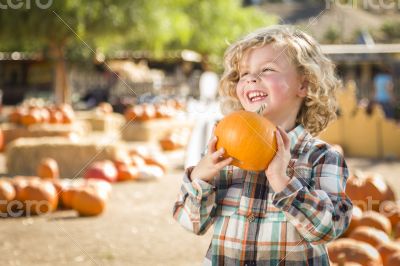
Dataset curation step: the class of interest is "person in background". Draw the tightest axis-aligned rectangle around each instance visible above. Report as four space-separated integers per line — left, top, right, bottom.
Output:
373 66 396 119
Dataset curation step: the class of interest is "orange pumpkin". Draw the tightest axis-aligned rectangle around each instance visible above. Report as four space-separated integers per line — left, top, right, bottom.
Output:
72 187 107 216
358 211 392 235
140 104 156 121
159 136 184 151
37 158 60 180
116 164 139 181
349 226 390 247
61 188 79 209
377 242 400 266
143 155 167 173
214 110 277 171
39 108 50 123
387 251 400 265
0 180 16 214
130 155 146 167
21 110 42 126
9 108 23 124
49 110 63 124
124 106 139 121
380 201 400 229
346 173 390 211
327 238 382 266
18 180 58 215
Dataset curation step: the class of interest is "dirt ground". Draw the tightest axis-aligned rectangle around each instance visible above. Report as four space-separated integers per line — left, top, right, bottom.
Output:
1 152 400 266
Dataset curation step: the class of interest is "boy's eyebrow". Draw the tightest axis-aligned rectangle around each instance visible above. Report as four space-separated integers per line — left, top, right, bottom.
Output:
239 60 279 70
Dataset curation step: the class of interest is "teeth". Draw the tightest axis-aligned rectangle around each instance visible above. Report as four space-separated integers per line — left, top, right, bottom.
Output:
247 91 267 101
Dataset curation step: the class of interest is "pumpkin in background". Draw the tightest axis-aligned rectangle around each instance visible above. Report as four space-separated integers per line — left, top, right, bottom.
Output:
18 180 58 215
130 155 146 167
140 104 156 121
84 160 118 183
59 179 86 209
343 205 363 237
9 108 23 124
11 176 40 202
124 106 139 121
346 173 390 211
358 211 392 235
214 110 277 171
349 226 390 247
159 135 184 151
39 108 50 123
380 201 400 229
116 164 139 181
387 251 400 265
0 180 16 214
137 165 164 181
21 110 42 126
49 110 63 124
61 187 79 209
72 187 108 216
143 155 167 173
377 242 400 266
327 238 382 266
37 158 60 180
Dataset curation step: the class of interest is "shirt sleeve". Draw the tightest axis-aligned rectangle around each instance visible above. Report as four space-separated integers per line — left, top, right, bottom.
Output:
172 167 217 235
272 149 353 244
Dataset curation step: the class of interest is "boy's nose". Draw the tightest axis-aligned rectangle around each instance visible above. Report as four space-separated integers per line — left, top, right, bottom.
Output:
245 73 259 83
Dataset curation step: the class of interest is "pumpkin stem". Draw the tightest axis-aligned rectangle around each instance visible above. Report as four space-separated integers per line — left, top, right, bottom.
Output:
256 104 266 115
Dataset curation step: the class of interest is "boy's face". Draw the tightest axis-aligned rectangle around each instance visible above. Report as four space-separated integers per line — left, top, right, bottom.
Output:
236 43 307 127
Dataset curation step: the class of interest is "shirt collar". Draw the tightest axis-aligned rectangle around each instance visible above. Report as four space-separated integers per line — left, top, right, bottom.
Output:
287 124 312 155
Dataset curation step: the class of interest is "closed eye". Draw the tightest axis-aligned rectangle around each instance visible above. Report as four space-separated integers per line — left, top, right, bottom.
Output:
240 72 248 78
261 67 274 73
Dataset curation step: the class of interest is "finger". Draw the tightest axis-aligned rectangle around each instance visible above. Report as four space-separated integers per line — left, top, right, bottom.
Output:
211 147 226 161
207 135 218 155
278 126 290 150
275 129 284 152
215 157 233 169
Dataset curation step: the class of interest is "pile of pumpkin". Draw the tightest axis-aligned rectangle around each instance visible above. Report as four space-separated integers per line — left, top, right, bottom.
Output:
0 149 166 217
328 170 400 265
0 158 111 217
8 103 75 126
83 148 166 182
159 128 191 151
124 99 185 122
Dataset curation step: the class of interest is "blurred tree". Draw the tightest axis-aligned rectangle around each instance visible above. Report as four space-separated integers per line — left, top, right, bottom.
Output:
101 0 276 68
381 21 400 42
0 0 134 103
0 0 275 102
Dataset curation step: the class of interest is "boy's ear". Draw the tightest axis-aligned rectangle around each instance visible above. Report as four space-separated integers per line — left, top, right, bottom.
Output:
297 80 308 98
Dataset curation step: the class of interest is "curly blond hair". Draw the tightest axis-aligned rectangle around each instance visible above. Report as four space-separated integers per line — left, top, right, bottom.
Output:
219 25 341 136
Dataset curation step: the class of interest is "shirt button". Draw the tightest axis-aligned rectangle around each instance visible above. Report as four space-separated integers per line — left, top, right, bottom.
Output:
247 214 255 222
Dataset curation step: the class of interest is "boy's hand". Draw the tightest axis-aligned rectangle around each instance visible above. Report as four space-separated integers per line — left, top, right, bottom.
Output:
265 126 291 192
191 135 233 183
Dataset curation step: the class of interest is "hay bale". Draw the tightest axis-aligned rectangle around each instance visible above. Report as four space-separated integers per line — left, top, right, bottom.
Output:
75 111 124 132
121 118 193 141
6 136 123 178
1 122 90 147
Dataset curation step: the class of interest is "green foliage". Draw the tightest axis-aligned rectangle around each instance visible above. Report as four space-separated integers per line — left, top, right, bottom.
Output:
381 21 400 42
0 0 276 61
323 26 341 44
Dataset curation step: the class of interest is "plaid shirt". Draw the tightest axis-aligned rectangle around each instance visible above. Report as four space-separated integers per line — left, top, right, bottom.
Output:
173 124 353 266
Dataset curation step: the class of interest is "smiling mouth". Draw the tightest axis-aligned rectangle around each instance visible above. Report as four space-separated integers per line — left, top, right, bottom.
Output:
246 91 268 102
